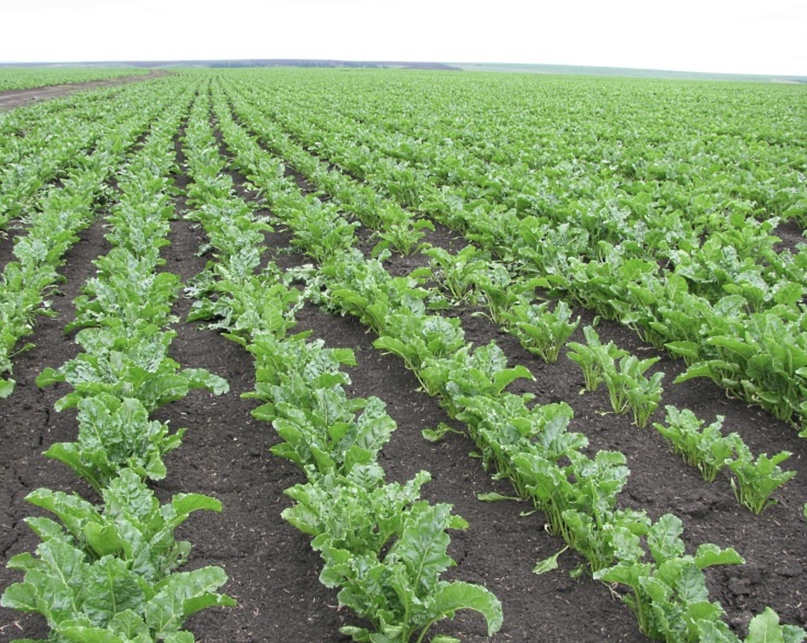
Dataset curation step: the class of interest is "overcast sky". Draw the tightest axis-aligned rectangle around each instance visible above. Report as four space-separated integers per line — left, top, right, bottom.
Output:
1 0 805 76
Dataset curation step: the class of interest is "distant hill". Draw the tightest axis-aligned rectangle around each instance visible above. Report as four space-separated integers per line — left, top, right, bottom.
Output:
0 59 461 71
1 59 803 82
454 62 807 83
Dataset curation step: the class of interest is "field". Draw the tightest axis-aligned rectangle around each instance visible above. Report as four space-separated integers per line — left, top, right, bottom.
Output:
0 68 806 642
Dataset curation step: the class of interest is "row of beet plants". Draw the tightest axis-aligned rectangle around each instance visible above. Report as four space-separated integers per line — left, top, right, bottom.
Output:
0 80 184 399
567 326 797 513
218 76 798 520
218 79 431 257
227 72 800 294
223 73 807 433
389 218 797 517
418 245 797 515
314 238 805 643
0 84 138 231
0 83 234 642
182 86 502 643
209 90 804 642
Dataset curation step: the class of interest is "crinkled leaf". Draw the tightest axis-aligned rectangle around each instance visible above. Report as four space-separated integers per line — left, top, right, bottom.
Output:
647 514 685 564
82 556 146 625
694 543 744 570
747 607 807 643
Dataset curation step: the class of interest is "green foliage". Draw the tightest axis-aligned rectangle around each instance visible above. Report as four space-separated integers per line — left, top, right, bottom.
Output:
603 354 665 428
474 264 543 326
653 406 737 483
373 312 466 385
566 325 628 391
418 341 534 410
374 217 434 256
1 471 232 642
2 545 232 643
187 97 505 641
37 327 228 412
503 299 580 363
284 472 502 643
23 469 221 582
419 244 491 305
595 514 744 642
44 393 184 492
204 70 807 642
728 447 796 514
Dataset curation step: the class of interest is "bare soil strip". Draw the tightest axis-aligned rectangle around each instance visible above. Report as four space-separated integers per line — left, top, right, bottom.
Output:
0 71 167 111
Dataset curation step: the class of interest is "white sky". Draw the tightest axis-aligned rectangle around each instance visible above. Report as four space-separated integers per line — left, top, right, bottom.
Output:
1 0 806 76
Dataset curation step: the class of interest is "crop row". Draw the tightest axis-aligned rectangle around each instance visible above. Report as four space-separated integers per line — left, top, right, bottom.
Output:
0 68 150 93
182 81 503 643
0 80 188 397
1 79 234 642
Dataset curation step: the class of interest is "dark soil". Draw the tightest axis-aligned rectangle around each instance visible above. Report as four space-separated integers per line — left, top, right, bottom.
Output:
1 111 806 643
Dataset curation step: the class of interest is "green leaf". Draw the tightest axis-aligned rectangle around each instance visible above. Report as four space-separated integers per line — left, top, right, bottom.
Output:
83 523 126 558
533 546 568 575
746 607 807 643
492 365 534 394
82 556 146 625
647 514 685 564
433 581 503 636
747 608 787 643
36 367 65 387
421 422 463 443
147 566 234 635
773 282 803 306
0 378 15 398
1 581 40 613
182 368 229 396
694 544 744 570
698 621 741 642
171 493 222 519
57 627 126 643
477 492 521 502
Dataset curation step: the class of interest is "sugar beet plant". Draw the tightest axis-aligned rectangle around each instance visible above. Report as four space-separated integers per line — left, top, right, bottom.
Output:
502 299 580 364
2 469 233 643
654 406 738 483
567 326 664 428
594 513 805 643
729 447 796 515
